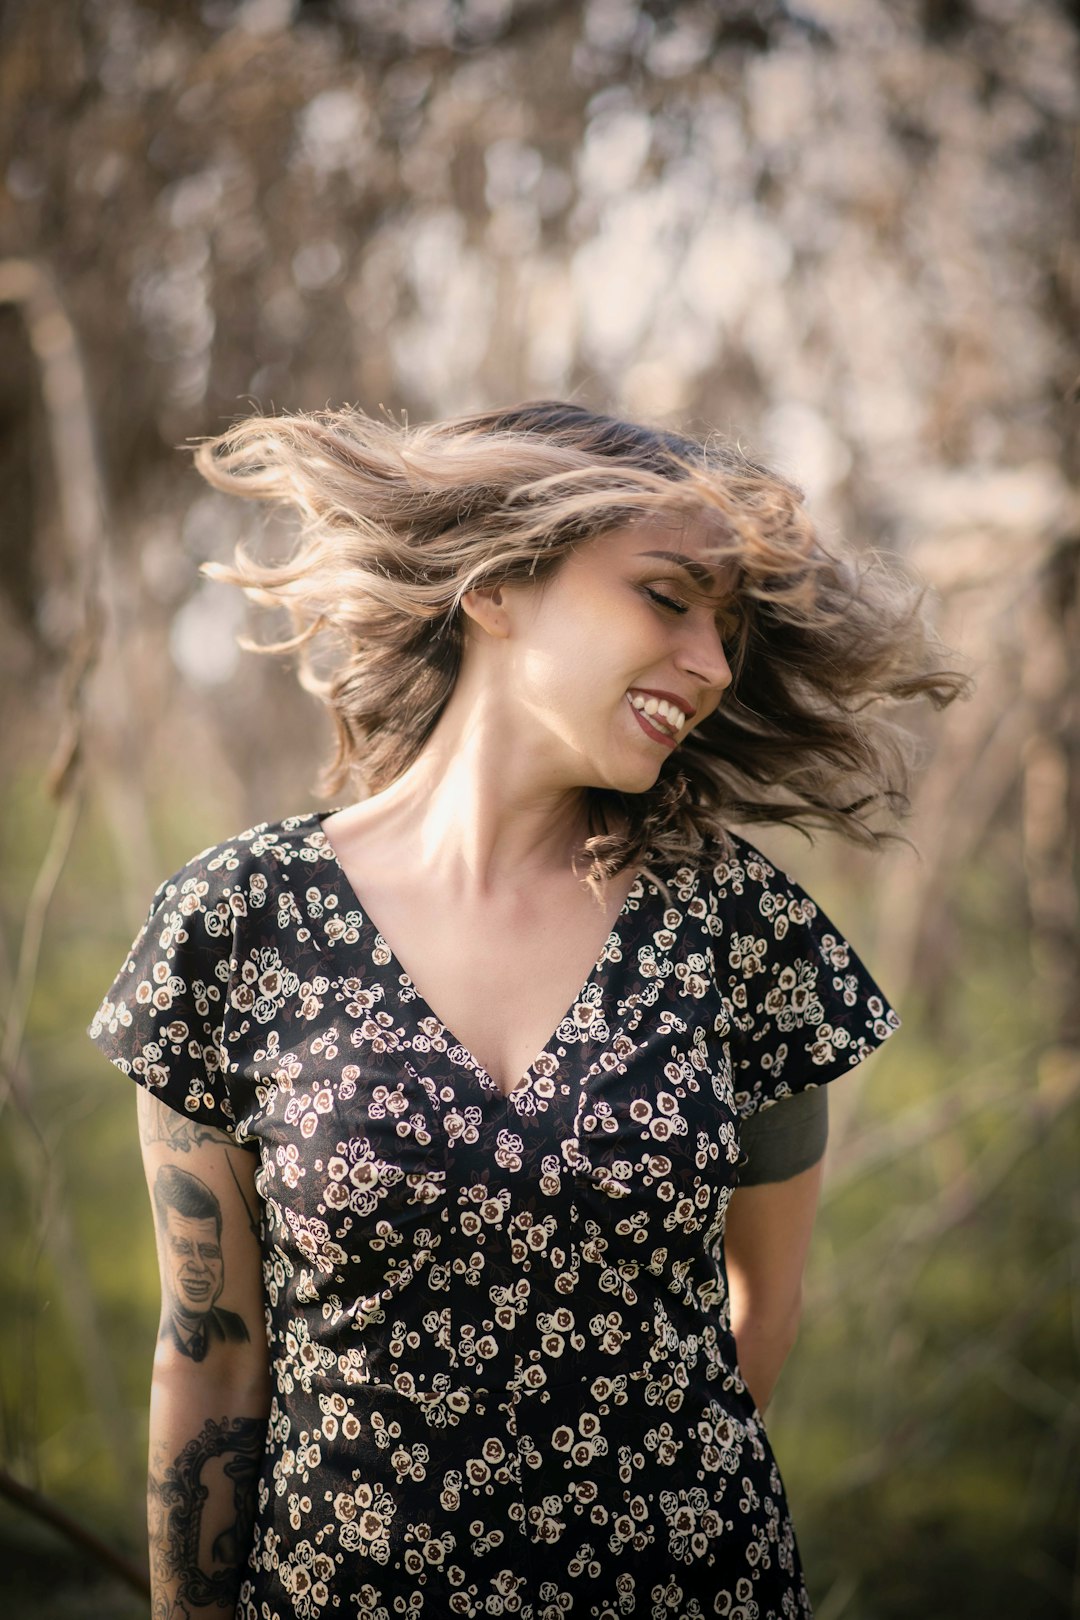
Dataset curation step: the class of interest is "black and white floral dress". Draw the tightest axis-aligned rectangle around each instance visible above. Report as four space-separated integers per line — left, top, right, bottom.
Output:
87 808 900 1620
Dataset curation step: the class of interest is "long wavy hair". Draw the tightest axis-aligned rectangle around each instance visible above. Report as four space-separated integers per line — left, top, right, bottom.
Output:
194 400 972 901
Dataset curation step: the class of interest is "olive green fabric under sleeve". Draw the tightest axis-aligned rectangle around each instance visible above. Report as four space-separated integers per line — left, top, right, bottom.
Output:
736 1085 829 1186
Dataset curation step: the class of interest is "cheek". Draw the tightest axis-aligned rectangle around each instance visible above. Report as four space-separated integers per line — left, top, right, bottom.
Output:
530 599 640 691
538 655 630 735
519 641 611 718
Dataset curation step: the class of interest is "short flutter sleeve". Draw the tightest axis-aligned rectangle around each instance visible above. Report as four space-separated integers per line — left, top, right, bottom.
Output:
713 832 901 1121
86 846 247 1140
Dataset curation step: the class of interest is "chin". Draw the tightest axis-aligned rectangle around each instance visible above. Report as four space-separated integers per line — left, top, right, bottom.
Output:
590 762 665 796
575 733 669 796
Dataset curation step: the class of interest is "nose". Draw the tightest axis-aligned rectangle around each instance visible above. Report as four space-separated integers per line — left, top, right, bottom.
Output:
675 616 734 698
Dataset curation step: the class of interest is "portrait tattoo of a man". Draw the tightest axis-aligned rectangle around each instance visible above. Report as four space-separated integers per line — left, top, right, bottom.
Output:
153 1165 250 1361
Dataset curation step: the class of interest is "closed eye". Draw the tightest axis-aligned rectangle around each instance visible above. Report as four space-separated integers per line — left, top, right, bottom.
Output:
644 587 688 615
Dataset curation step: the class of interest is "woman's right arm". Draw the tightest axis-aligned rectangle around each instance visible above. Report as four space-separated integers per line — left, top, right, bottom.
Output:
136 1087 271 1618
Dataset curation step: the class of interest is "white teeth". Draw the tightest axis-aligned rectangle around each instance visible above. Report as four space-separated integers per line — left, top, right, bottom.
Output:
628 693 686 733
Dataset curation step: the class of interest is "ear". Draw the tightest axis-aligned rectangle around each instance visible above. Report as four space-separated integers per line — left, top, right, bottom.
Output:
460 581 512 640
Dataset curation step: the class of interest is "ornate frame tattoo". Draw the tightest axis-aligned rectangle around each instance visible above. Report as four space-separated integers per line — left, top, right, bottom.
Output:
153 1415 264 1608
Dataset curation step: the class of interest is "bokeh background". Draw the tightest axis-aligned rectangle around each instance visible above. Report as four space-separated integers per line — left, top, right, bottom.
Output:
2 0 1078 1615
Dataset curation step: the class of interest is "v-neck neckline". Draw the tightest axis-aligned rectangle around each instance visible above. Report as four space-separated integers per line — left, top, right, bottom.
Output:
305 807 647 1103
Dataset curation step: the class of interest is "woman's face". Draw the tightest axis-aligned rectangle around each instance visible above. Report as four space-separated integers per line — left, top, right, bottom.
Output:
475 516 738 795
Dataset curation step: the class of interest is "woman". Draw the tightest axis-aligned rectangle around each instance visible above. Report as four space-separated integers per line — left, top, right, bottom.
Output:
88 401 968 1619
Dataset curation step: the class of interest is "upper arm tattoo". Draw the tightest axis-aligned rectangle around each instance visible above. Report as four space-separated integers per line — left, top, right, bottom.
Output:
139 1092 234 1153
139 1089 261 1240
153 1165 251 1361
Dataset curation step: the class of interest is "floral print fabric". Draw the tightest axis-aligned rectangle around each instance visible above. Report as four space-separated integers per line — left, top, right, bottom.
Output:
87 807 900 1620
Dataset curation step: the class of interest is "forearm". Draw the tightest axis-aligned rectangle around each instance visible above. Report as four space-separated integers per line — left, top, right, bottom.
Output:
730 1305 800 1414
724 1160 825 1415
147 1363 270 1619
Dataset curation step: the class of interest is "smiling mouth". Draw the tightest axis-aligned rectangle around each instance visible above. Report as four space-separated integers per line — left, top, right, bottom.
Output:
627 690 691 731
625 694 680 746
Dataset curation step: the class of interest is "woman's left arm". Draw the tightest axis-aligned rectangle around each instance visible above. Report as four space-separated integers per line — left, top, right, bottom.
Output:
724 1157 827 1414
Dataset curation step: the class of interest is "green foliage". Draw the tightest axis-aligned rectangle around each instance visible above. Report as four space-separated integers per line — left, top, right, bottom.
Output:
769 859 1079 1619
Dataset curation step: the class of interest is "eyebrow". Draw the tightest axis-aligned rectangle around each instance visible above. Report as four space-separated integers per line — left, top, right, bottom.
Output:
638 550 724 591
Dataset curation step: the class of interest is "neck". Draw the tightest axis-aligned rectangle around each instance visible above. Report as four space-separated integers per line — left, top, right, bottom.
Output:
369 769 590 895
357 694 599 898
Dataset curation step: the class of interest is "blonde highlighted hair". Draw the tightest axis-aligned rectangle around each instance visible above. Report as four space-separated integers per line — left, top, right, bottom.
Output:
194 400 971 899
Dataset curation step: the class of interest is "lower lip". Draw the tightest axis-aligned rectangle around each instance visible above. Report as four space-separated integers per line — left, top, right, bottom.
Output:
626 695 679 749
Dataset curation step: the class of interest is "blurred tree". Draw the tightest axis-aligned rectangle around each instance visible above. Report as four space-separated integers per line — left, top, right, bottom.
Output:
1 0 1077 1614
